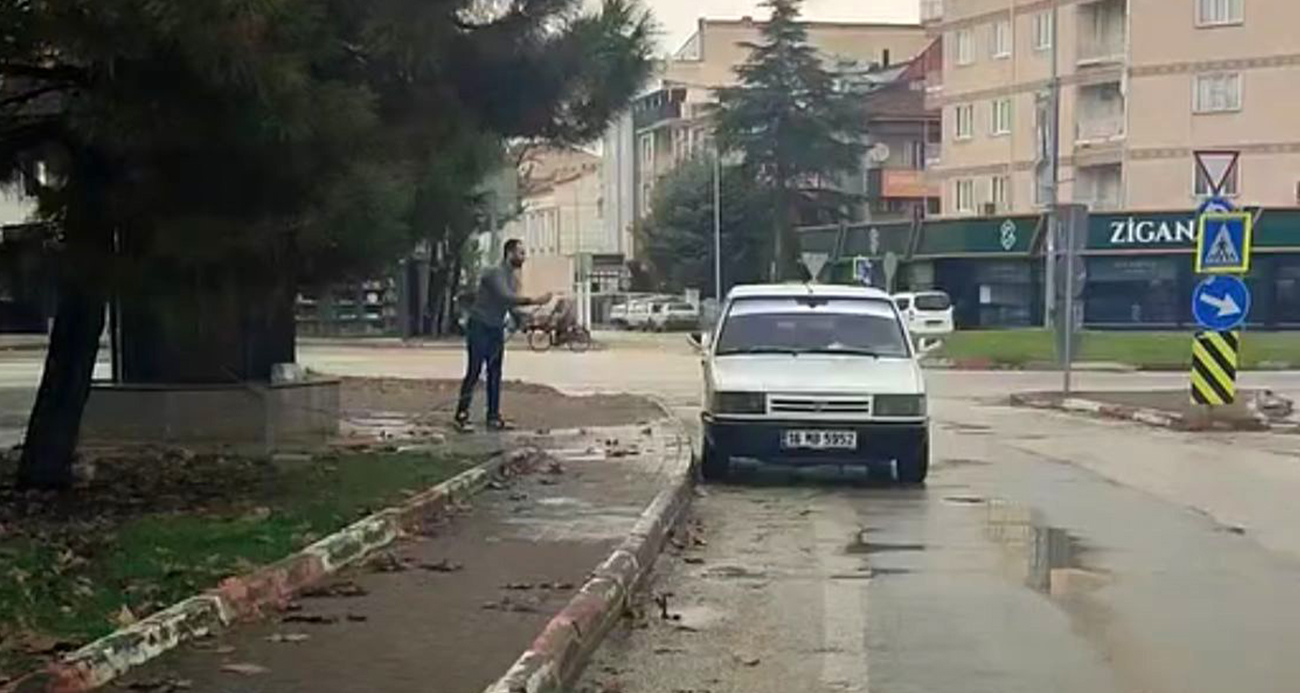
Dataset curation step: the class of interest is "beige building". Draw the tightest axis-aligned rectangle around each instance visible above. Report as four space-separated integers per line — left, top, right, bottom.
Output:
924 0 1300 216
604 17 933 238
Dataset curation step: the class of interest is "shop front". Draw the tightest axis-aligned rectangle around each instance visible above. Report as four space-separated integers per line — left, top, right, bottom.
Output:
797 207 1300 330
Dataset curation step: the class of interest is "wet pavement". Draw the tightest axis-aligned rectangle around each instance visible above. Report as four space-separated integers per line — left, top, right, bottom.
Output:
578 410 1300 693
110 423 683 693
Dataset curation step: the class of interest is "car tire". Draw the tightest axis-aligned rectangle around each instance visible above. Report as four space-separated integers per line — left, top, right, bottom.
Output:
896 438 929 485
700 439 730 482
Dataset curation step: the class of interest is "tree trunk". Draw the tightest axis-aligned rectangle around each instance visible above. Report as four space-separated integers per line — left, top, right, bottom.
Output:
18 279 105 489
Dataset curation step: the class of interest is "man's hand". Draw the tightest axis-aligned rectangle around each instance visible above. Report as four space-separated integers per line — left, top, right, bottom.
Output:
533 292 554 306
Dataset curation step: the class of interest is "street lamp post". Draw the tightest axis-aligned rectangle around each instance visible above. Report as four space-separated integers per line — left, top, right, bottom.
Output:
713 149 723 302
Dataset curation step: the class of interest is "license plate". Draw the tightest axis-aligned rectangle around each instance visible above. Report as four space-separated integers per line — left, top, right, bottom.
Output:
926 319 943 326
782 430 857 450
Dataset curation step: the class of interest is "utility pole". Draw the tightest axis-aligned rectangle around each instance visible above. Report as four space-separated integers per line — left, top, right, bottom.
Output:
1043 0 1061 329
713 148 723 301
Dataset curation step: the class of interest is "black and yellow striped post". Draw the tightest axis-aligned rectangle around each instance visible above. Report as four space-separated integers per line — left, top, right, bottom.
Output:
1191 330 1240 405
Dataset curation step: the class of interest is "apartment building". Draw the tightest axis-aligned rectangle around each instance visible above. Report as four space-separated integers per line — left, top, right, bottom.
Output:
925 0 1300 216
603 17 933 252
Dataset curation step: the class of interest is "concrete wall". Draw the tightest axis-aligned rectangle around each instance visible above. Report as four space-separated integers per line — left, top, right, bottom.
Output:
82 380 340 451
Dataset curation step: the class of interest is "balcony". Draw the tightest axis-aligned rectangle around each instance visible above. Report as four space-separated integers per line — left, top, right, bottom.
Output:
1076 0 1127 66
1075 82 1126 144
632 88 686 130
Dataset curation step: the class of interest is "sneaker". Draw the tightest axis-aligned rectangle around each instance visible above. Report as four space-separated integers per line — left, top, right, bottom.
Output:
453 412 474 433
485 417 514 431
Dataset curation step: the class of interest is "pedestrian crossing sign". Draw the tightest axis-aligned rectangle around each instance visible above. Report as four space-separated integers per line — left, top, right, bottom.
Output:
1195 211 1252 274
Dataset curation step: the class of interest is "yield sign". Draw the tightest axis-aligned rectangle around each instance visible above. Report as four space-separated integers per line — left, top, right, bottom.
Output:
1194 150 1240 196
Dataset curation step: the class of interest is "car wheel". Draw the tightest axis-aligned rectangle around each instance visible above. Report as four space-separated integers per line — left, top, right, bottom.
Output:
700 439 731 482
896 438 929 485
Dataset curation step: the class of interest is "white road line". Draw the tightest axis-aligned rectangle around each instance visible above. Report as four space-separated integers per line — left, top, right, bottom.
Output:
815 499 871 693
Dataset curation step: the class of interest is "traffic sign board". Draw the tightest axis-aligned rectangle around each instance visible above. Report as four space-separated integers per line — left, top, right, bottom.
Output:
1191 330 1240 406
1192 275 1251 331
1194 150 1240 197
1196 211 1253 274
852 256 873 286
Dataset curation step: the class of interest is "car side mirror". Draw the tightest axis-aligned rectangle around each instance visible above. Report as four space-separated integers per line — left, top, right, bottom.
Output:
916 337 943 356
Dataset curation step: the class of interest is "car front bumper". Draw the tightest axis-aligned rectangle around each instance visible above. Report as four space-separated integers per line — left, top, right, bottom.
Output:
703 415 928 466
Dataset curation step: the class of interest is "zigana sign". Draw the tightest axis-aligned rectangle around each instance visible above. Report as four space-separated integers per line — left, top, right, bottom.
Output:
1106 216 1197 246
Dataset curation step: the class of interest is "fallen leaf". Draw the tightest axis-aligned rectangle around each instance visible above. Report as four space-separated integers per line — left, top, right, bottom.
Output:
220 663 269 676
734 654 761 667
265 633 310 643
683 557 705 565
503 582 534 590
418 559 463 573
345 613 368 623
281 614 338 625
301 581 367 599
114 605 139 627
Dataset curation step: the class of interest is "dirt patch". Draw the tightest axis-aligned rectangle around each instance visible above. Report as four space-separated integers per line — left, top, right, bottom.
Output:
339 377 662 430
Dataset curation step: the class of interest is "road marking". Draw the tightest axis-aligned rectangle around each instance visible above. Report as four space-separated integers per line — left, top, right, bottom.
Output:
815 499 871 693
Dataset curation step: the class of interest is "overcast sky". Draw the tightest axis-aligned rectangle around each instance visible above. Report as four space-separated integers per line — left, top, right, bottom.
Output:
638 0 920 53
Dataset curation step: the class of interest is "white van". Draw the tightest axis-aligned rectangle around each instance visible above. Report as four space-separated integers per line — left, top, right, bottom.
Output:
893 290 954 336
698 284 931 483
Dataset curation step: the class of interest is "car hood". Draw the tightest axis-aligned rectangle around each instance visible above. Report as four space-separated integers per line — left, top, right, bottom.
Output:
709 353 924 394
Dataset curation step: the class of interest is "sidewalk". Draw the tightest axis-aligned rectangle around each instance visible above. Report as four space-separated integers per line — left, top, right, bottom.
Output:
106 423 687 693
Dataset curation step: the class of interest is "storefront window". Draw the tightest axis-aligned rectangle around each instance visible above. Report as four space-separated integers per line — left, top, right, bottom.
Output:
973 261 1035 327
1085 257 1182 327
1275 262 1300 326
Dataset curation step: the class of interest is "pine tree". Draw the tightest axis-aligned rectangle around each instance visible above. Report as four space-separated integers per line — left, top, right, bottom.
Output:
712 0 866 280
0 0 652 488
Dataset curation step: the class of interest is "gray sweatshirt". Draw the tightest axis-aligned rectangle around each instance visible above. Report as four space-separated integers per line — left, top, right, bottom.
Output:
467 263 527 329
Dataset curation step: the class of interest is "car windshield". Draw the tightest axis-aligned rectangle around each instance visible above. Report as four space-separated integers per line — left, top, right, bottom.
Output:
715 297 910 357
914 293 951 311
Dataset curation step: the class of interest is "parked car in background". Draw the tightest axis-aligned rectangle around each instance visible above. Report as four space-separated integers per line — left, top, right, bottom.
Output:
893 290 954 337
623 300 658 330
650 302 700 331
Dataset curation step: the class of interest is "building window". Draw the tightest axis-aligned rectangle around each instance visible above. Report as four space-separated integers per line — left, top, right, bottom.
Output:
1194 73 1242 113
1194 158 1240 197
954 104 974 140
991 98 1012 135
991 20 1012 58
954 29 974 65
1033 12 1054 51
1197 0 1243 26
639 134 654 168
955 179 975 213
991 175 1009 210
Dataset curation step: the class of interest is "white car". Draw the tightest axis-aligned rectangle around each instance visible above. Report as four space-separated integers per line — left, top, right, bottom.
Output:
699 284 930 483
893 290 954 337
650 302 700 331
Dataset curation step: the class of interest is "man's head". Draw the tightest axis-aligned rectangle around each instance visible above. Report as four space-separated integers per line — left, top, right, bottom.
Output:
504 239 526 268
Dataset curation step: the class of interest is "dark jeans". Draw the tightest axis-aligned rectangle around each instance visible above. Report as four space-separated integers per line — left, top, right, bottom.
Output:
456 318 505 421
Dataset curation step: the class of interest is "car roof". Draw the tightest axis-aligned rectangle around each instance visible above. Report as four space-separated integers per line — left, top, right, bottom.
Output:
728 283 893 301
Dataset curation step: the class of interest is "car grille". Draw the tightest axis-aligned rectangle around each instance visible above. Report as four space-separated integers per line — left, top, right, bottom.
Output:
767 395 873 421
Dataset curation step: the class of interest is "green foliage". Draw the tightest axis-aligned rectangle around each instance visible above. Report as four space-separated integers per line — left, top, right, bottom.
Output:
0 0 655 282
712 0 866 279
639 156 772 297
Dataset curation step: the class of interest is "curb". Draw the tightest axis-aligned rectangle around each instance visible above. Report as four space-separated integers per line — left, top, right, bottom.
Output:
6 448 541 693
1009 393 1270 432
481 417 696 693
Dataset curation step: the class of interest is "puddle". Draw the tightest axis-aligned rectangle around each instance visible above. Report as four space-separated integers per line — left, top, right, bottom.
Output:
985 501 1107 596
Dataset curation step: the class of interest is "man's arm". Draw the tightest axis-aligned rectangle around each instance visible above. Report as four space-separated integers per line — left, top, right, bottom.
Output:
484 269 550 307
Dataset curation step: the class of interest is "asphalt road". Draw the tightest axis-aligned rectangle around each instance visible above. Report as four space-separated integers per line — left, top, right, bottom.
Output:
6 338 1300 692
292 338 1300 693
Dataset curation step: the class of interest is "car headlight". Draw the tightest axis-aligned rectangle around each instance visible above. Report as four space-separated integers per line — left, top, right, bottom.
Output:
713 392 766 415
873 394 926 417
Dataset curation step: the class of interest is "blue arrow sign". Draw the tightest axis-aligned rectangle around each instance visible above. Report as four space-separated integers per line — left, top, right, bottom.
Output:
1192 275 1251 331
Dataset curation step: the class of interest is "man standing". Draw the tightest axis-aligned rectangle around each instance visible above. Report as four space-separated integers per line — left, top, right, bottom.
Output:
455 239 551 431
